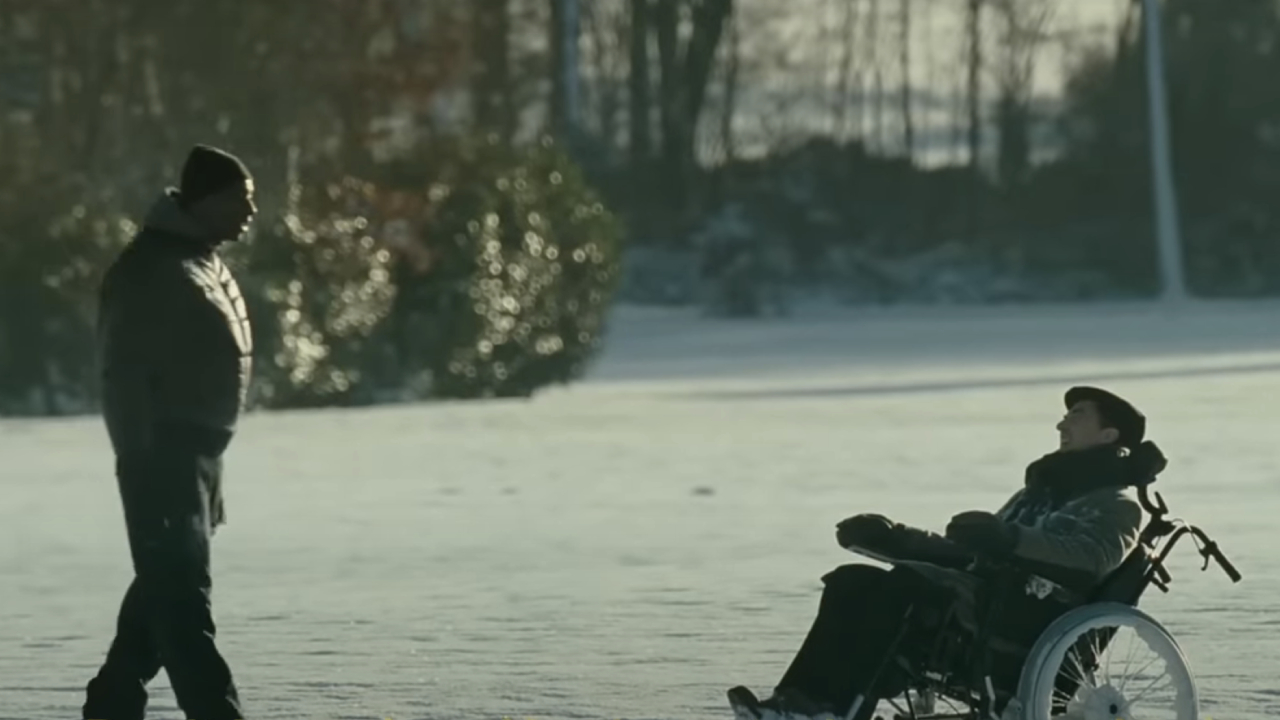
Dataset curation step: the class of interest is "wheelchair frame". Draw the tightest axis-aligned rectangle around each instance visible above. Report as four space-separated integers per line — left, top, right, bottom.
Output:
846 482 1242 720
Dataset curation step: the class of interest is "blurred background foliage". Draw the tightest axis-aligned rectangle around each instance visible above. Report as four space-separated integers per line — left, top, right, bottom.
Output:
2 0 1279 415
0 0 624 414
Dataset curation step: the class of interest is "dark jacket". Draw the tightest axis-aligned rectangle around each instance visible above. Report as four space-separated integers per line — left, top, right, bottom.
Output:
995 446 1146 578
97 190 253 524
891 446 1146 636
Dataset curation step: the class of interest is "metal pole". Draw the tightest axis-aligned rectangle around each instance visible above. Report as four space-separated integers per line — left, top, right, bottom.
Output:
1141 0 1188 302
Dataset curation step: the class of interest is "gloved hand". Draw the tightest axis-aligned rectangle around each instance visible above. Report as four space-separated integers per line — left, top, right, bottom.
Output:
836 513 897 549
944 510 1019 557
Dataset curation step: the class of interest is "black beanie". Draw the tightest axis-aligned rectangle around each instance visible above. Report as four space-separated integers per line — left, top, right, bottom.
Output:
179 145 251 206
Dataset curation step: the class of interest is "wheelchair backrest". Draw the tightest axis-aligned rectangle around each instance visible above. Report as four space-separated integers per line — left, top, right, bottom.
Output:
1088 542 1155 606
1089 472 1172 605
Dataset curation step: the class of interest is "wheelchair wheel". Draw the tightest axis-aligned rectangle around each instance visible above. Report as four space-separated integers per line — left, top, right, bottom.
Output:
1015 602 1198 719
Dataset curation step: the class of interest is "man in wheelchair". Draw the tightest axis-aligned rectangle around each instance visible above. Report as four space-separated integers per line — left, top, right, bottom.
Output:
728 386 1167 720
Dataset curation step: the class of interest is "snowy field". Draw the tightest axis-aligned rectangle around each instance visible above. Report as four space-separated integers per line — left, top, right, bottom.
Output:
2 299 1277 720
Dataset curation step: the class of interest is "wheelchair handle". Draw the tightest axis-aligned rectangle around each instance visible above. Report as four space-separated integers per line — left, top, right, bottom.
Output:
1203 541 1242 583
1138 483 1170 517
1190 526 1242 583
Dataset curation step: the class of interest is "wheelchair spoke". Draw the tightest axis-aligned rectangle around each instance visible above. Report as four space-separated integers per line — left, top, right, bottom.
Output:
1111 628 1139 692
1052 687 1077 706
1127 671 1176 708
1031 614 1196 720
1063 649 1093 687
1088 631 1106 687
1100 629 1116 687
1119 647 1164 695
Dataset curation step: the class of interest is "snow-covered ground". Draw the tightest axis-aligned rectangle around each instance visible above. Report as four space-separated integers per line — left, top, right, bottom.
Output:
2 299 1276 720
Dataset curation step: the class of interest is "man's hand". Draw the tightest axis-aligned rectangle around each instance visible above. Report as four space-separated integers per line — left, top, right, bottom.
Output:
944 510 1019 557
836 513 896 549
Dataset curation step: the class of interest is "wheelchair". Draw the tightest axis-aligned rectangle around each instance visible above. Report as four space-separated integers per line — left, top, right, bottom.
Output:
841 481 1242 720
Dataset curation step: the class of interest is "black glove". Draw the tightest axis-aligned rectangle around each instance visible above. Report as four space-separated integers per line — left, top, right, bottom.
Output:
944 510 1019 557
836 513 897 550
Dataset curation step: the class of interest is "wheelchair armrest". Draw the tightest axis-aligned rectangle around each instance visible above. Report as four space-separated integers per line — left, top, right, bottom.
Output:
843 525 976 570
842 540 903 565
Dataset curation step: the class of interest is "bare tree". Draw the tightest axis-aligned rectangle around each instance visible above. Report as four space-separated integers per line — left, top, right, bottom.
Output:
920 0 943 163
549 0 581 137
989 0 1058 187
472 0 513 142
833 0 863 141
653 0 734 216
629 0 652 167
898 0 915 158
718 9 740 162
867 0 885 150
965 0 984 171
580 0 629 150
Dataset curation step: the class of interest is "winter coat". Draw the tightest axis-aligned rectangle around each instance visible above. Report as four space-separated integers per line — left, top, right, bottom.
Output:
994 445 1147 579
892 445 1147 641
97 190 253 525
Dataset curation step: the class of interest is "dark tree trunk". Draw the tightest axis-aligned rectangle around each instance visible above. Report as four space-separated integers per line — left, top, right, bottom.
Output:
473 0 513 142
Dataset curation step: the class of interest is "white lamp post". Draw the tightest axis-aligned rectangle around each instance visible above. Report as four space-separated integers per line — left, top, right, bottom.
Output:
1141 0 1189 302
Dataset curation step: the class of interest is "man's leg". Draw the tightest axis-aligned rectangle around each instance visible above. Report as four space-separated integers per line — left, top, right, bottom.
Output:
120 438 245 720
141 510 242 720
775 564 889 695
82 578 163 720
774 564 925 717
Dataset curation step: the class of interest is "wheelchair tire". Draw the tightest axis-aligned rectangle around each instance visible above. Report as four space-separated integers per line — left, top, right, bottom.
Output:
1013 601 1198 719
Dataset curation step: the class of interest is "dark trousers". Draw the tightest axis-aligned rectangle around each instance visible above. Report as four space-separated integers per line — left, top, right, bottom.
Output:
83 423 243 720
777 564 944 718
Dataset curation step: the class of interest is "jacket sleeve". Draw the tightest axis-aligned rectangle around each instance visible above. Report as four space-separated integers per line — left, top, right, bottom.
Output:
98 260 174 455
1012 487 1144 579
897 527 975 569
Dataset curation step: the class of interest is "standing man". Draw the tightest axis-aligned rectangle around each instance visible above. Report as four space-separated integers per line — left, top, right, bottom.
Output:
84 145 257 720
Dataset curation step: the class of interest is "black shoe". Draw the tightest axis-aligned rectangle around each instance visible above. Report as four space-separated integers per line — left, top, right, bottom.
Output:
728 686 765 719
773 687 840 719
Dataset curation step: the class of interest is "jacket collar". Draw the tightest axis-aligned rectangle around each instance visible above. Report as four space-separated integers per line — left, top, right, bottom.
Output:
140 189 220 251
1023 445 1137 504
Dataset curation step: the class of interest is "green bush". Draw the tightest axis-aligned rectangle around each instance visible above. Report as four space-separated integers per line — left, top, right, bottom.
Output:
228 176 398 409
227 133 624 407
0 191 135 415
0 135 623 415
415 135 624 399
